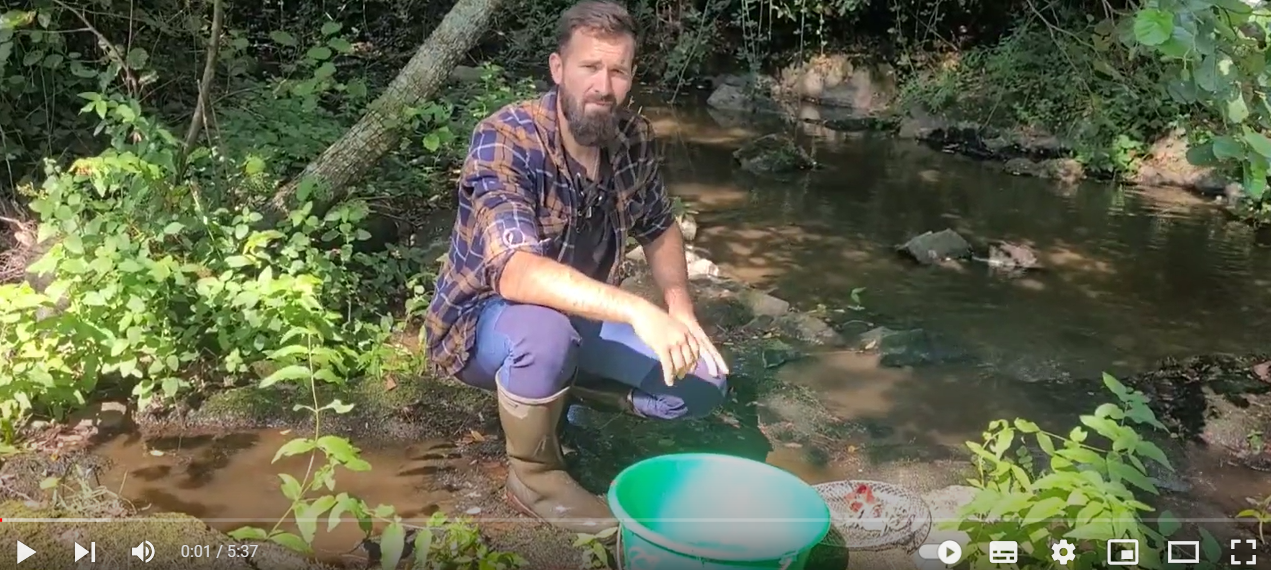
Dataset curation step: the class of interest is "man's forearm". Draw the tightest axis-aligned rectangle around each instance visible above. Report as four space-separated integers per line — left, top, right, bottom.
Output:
642 224 693 316
497 251 657 323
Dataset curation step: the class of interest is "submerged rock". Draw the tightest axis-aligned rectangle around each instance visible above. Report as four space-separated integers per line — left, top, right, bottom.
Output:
1002 157 1084 183
733 134 817 175
760 338 804 369
821 115 899 132
771 312 844 345
858 326 975 367
706 83 756 112
896 229 973 265
736 289 791 317
983 241 1041 272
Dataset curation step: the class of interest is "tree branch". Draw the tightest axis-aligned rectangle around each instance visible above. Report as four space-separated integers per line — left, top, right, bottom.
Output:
51 0 140 97
264 0 506 219
176 0 226 180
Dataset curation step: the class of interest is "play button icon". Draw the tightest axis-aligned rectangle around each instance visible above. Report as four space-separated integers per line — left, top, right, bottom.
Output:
16 541 35 564
937 540 962 564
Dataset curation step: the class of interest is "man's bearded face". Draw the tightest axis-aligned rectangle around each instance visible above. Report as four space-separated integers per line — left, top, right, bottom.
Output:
550 29 635 147
559 84 619 147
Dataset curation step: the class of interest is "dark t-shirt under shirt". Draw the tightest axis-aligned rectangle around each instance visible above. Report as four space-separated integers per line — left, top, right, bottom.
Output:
564 152 618 282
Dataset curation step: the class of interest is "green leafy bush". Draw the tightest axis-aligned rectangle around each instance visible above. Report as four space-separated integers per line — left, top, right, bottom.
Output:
950 373 1228 569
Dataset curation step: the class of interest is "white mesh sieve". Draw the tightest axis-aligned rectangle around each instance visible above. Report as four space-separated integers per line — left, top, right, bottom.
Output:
813 480 932 553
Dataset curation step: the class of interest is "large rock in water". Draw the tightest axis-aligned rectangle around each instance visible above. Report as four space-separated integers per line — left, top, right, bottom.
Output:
857 326 975 367
897 229 972 265
733 134 816 175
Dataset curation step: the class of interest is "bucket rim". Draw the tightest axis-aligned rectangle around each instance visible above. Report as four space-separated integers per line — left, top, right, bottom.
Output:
606 452 832 562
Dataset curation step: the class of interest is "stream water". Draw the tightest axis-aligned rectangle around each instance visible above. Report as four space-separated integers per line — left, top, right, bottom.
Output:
95 96 1271 559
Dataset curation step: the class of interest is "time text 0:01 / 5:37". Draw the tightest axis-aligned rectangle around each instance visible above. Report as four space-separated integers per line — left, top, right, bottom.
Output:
182 544 258 558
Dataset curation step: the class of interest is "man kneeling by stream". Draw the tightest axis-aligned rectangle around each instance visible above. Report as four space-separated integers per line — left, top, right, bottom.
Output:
424 0 731 534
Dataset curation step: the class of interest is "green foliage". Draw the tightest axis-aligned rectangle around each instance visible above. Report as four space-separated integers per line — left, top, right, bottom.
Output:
0 4 538 431
0 4 541 565
0 88 392 429
951 373 1228 569
897 15 1190 175
223 334 524 569
1129 0 1271 216
1237 493 1271 543
574 528 619 569
0 5 155 175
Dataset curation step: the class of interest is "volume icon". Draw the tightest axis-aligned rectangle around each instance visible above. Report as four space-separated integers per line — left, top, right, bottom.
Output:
75 542 96 562
131 541 154 563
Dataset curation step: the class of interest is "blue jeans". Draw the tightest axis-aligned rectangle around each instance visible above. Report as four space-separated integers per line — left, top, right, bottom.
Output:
456 297 728 420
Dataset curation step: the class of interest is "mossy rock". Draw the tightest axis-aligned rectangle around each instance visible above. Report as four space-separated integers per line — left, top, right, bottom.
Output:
733 134 816 175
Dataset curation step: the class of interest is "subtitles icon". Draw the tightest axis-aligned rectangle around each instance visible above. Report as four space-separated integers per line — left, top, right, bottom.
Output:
1106 539 1139 566
988 541 1018 563
131 541 155 563
1167 540 1200 564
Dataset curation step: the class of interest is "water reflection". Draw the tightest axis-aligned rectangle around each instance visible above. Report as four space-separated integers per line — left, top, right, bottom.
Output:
644 102 1268 381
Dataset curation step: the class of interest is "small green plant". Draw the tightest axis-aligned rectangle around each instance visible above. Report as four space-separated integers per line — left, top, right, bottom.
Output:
950 373 1227 569
224 330 523 569
1237 494 1271 543
1246 430 1265 455
847 287 866 310
575 528 619 569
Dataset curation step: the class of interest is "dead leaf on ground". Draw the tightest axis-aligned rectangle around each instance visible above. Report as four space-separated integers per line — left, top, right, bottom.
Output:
384 377 398 391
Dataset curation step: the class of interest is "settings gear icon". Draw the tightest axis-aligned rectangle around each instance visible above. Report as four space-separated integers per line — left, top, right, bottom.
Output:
1051 539 1077 565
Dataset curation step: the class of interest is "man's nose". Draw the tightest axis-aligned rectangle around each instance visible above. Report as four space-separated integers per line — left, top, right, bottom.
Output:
591 74 613 97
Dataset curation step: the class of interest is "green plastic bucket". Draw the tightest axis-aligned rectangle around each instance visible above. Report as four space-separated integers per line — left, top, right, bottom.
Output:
607 453 832 570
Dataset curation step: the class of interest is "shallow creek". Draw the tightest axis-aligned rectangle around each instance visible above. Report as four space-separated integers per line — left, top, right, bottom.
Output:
94 98 1271 559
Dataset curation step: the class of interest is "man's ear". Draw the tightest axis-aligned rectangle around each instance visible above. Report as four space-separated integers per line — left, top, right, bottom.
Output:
549 52 563 85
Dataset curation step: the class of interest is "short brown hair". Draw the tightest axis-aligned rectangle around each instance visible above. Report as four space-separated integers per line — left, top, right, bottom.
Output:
556 1 637 53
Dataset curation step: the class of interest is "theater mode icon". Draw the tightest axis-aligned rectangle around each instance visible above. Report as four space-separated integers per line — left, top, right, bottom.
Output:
1167 540 1200 564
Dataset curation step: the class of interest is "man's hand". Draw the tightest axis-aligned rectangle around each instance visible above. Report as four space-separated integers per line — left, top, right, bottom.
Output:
630 304 706 387
630 303 731 387
668 307 729 379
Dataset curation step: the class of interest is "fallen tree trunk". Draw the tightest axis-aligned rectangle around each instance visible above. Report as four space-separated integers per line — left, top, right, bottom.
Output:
267 0 505 216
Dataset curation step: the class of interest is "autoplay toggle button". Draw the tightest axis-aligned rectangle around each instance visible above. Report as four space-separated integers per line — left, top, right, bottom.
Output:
918 540 963 565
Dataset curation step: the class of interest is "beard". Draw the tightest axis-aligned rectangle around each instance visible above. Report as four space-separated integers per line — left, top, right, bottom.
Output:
560 87 620 147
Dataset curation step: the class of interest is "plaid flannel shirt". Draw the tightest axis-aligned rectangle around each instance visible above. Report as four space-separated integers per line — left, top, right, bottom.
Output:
423 88 675 377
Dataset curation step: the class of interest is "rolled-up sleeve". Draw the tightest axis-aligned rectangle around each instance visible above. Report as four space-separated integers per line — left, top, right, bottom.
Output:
464 124 549 290
630 159 675 246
